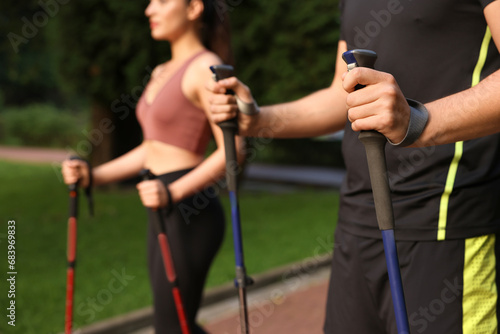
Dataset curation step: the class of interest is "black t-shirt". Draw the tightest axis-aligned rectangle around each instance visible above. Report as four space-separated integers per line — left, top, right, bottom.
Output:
338 0 500 240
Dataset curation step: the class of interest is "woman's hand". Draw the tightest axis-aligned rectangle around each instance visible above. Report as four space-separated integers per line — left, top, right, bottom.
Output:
136 179 169 209
61 159 91 188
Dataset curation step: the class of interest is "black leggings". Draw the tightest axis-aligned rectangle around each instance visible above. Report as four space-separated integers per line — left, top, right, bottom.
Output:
147 169 225 333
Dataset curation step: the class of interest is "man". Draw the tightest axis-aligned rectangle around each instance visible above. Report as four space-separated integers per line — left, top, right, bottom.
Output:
208 0 500 332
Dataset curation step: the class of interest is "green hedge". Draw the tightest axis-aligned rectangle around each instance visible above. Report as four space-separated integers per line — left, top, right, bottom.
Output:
0 104 85 147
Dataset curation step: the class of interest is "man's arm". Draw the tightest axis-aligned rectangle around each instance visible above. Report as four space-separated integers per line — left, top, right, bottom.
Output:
418 1 500 146
208 41 350 138
343 1 500 147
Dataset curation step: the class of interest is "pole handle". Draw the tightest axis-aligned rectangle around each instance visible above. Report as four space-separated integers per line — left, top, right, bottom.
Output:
358 131 395 230
211 64 239 192
69 156 93 217
342 49 394 230
139 169 166 235
211 65 238 132
139 168 156 181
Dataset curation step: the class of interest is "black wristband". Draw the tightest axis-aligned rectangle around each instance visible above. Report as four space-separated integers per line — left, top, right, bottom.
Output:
388 98 429 147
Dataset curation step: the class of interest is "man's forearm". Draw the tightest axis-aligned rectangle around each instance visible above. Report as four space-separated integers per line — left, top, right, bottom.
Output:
250 86 348 139
417 70 500 147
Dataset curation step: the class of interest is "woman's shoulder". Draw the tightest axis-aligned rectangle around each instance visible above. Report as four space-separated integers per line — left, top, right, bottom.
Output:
181 50 223 104
191 50 223 72
184 50 223 84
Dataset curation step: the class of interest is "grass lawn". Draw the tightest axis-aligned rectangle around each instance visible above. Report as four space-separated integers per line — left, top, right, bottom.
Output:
0 160 339 334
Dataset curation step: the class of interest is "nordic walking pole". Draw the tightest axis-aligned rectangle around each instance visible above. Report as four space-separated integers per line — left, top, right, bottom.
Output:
210 64 253 334
342 49 410 334
65 170 78 334
64 156 93 334
140 169 190 334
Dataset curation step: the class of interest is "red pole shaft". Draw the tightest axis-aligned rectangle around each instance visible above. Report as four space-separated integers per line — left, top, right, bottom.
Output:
157 233 190 334
65 214 77 333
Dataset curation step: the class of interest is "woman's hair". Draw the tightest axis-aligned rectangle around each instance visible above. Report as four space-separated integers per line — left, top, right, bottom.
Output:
189 0 234 65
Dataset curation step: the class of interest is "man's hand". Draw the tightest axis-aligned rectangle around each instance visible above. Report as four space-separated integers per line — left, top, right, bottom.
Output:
206 76 259 136
136 179 168 209
342 67 410 144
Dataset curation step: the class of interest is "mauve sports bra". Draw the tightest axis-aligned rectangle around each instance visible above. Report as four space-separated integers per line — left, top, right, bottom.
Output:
136 51 212 155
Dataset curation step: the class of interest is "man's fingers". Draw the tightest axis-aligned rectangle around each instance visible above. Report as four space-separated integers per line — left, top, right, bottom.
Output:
209 77 254 103
343 67 393 92
209 101 239 123
345 85 380 109
206 79 227 94
209 92 237 105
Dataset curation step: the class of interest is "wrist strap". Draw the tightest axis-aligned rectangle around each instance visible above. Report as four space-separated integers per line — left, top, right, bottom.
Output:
83 159 94 216
164 184 174 216
236 96 260 115
388 98 429 147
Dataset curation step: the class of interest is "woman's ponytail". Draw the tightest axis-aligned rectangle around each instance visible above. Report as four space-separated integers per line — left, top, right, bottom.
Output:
196 0 234 65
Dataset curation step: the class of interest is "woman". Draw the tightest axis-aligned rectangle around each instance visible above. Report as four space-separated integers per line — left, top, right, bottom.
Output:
62 0 243 332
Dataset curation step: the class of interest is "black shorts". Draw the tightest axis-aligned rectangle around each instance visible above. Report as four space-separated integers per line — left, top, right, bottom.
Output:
324 227 500 334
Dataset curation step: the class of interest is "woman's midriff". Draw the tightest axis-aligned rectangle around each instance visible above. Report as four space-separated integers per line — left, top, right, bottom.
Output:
143 140 203 175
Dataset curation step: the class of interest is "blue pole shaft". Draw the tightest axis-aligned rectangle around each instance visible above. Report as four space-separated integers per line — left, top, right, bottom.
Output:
229 191 244 267
382 230 410 334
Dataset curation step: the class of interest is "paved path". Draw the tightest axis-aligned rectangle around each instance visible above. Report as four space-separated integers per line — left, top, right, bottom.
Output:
129 267 330 334
0 145 70 163
201 267 329 334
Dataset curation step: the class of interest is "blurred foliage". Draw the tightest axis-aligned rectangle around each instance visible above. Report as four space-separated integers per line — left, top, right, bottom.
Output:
0 0 342 165
53 0 170 104
0 0 64 106
0 104 85 147
231 0 340 104
253 138 345 168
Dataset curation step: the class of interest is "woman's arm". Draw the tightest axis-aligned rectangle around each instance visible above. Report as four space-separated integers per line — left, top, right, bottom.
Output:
62 143 147 188
91 143 147 186
167 53 245 203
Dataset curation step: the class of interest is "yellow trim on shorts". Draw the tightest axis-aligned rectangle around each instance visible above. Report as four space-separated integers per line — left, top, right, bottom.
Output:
437 27 492 241
463 234 497 333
